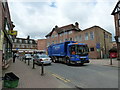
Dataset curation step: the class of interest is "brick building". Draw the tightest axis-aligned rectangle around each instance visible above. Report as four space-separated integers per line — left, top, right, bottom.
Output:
0 0 15 69
12 36 37 54
111 0 120 60
112 41 117 47
45 22 112 59
37 39 47 51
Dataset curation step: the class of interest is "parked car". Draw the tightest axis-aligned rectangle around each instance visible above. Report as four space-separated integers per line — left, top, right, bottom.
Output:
33 54 52 65
24 54 32 60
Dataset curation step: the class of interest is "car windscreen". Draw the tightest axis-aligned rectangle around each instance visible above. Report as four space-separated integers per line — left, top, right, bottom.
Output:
70 45 89 55
25 54 31 56
39 55 49 58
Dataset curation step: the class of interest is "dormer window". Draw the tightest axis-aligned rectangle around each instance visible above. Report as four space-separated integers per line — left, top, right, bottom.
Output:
30 40 33 44
25 40 28 43
68 31 72 34
14 39 17 42
19 39 22 43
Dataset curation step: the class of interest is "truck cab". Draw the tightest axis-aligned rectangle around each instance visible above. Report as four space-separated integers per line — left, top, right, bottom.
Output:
66 43 89 65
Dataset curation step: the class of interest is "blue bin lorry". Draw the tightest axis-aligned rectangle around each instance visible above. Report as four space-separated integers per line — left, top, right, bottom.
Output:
48 41 89 65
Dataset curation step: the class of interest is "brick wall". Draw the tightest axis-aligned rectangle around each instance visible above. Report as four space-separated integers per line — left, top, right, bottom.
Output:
46 23 112 59
37 39 47 50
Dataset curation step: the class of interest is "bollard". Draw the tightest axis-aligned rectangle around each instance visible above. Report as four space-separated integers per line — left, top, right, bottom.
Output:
22 57 23 61
110 57 112 65
32 59 35 69
41 62 44 76
25 59 26 63
28 59 30 65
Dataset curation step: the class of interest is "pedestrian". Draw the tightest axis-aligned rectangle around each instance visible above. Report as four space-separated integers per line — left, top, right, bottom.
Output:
13 53 16 63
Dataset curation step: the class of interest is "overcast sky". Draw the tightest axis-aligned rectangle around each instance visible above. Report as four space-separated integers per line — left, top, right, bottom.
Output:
8 0 118 40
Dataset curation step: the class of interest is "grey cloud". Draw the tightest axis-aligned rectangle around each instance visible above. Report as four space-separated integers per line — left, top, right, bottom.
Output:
8 0 117 41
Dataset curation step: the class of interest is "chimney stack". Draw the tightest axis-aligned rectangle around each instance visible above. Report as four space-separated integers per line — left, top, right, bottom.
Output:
27 35 30 39
55 25 58 28
75 22 79 28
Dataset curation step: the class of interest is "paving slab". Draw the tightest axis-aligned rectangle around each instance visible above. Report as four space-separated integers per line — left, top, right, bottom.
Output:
90 59 119 68
2 59 71 88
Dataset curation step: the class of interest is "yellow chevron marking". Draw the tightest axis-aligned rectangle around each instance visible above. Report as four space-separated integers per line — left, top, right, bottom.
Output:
52 74 71 83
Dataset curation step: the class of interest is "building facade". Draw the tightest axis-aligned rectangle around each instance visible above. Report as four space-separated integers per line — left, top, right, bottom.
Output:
37 39 47 51
0 0 15 69
111 0 120 60
45 22 112 59
112 41 117 47
12 36 37 54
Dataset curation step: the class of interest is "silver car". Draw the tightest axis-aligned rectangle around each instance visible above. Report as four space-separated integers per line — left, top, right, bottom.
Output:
24 54 32 60
33 54 52 65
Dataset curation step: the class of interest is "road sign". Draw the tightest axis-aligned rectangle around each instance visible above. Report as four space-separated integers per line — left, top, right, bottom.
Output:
96 43 100 49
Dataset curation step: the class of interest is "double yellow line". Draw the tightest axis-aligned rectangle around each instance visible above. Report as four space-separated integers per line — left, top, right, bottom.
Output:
52 74 71 83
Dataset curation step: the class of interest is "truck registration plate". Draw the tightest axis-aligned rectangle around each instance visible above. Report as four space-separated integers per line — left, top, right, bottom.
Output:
77 61 81 63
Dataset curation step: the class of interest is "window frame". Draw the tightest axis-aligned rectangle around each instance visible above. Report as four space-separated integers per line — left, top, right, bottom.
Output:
90 47 94 52
85 33 89 40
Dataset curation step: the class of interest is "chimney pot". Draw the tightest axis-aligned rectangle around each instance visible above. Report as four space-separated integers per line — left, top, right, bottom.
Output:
75 22 79 28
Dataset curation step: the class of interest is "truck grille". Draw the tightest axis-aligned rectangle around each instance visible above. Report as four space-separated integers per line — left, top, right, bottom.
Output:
80 58 85 61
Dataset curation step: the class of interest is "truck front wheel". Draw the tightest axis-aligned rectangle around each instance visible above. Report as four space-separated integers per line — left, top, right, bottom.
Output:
66 58 71 66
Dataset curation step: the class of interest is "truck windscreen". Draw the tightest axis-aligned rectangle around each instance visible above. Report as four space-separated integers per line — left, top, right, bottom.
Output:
70 45 89 55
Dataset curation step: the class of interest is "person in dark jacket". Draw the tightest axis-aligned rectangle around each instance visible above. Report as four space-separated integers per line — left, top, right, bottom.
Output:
13 53 16 63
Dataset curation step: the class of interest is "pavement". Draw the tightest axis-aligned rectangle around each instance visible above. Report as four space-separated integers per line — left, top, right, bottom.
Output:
90 58 119 68
1 58 119 89
2 58 71 88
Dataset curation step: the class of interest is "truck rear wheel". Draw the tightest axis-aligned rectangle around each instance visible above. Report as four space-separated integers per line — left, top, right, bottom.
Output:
53 59 56 63
53 57 57 63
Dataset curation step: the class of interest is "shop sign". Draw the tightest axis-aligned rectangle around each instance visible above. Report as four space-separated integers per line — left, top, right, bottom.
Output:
8 30 17 36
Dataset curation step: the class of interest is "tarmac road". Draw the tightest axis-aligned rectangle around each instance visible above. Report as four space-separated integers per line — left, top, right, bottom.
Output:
45 62 118 88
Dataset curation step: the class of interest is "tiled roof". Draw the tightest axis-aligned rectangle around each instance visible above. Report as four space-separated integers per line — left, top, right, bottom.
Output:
45 23 81 37
111 1 120 15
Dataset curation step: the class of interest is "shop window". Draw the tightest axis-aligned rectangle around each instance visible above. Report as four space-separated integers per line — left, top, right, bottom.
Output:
90 47 94 51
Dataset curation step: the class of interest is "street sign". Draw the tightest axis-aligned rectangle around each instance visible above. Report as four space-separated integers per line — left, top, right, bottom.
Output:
96 43 100 49
8 30 17 36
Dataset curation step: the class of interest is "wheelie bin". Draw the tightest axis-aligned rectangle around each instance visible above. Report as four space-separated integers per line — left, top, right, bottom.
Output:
3 72 19 88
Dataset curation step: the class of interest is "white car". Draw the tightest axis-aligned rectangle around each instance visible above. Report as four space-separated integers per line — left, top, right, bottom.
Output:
24 54 32 60
33 54 52 65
